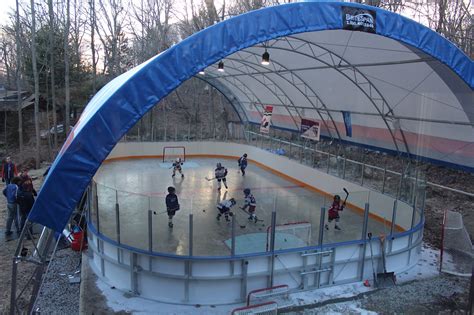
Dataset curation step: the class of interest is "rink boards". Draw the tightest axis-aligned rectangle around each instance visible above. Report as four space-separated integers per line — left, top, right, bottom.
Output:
86 141 423 305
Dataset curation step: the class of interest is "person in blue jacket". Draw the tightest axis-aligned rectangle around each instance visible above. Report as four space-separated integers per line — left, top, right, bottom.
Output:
165 186 180 228
2 176 21 236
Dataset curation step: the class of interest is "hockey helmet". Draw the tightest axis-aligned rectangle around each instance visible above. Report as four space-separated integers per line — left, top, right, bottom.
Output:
217 162 222 168
334 195 341 201
230 198 236 205
167 186 176 193
176 157 181 163
243 153 247 158
243 188 251 195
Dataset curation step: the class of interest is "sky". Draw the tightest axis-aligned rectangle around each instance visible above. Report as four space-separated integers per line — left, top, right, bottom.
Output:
0 0 16 26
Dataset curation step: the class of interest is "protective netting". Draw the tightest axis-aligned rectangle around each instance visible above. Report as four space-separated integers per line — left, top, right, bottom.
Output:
441 210 473 276
162 146 186 162
267 222 312 251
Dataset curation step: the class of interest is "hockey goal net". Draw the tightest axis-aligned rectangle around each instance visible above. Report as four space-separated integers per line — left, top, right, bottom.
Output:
266 221 312 251
440 210 473 276
162 146 186 162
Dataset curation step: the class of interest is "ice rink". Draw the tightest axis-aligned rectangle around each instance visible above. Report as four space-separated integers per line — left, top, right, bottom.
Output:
92 157 387 256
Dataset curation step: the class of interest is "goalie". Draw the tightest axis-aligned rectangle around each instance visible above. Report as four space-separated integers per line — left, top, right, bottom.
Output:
171 158 184 178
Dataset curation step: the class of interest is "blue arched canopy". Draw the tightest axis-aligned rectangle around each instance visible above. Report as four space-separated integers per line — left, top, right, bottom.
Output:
29 2 473 232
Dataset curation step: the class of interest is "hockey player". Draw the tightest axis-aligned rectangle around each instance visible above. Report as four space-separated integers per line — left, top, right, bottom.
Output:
165 186 180 228
215 162 228 190
242 188 258 223
216 198 236 222
325 195 344 230
238 154 248 176
171 158 184 178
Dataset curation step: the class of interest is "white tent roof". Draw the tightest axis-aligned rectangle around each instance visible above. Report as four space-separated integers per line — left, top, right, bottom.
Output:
202 29 473 169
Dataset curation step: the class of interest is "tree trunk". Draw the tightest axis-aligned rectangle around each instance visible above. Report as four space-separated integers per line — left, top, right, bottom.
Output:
64 0 71 135
15 0 23 155
31 0 40 169
90 0 97 94
1 43 11 87
4 111 7 151
48 0 58 150
45 72 52 161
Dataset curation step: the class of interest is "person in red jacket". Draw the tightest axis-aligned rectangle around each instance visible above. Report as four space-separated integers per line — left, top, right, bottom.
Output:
325 195 344 231
19 169 37 196
2 157 18 185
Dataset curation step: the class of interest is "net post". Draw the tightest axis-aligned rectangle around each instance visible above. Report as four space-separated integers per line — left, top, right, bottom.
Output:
189 213 193 256
440 208 447 272
388 199 398 253
361 203 370 240
148 198 153 253
115 190 121 262
468 265 474 314
359 203 370 280
95 182 100 235
269 210 277 288
318 207 326 246
231 214 236 256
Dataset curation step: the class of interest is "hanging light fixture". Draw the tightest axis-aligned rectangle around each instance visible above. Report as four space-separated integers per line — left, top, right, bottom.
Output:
199 70 205 75
261 49 270 65
218 61 225 72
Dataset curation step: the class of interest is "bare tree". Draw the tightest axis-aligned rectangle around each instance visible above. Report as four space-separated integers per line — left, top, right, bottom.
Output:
95 0 131 77
378 0 472 57
89 0 98 93
31 0 40 168
64 0 71 134
48 0 58 150
0 34 14 87
15 0 23 155
128 0 175 64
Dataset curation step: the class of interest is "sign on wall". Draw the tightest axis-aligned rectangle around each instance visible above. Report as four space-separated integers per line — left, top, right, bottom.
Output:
342 6 376 33
300 118 321 141
260 106 273 134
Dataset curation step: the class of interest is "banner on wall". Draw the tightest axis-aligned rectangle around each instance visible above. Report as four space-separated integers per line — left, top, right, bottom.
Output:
342 111 352 137
260 105 273 134
300 118 321 141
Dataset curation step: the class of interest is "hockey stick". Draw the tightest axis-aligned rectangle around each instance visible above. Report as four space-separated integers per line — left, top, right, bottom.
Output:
342 188 349 206
153 210 168 215
205 176 216 181
238 207 264 222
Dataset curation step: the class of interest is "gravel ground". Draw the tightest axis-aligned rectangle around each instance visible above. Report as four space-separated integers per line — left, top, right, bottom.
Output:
33 247 82 314
283 274 470 314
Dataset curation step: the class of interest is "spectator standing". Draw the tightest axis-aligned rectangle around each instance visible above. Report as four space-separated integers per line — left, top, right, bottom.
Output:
19 169 37 196
2 157 18 185
2 176 21 236
17 185 35 238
